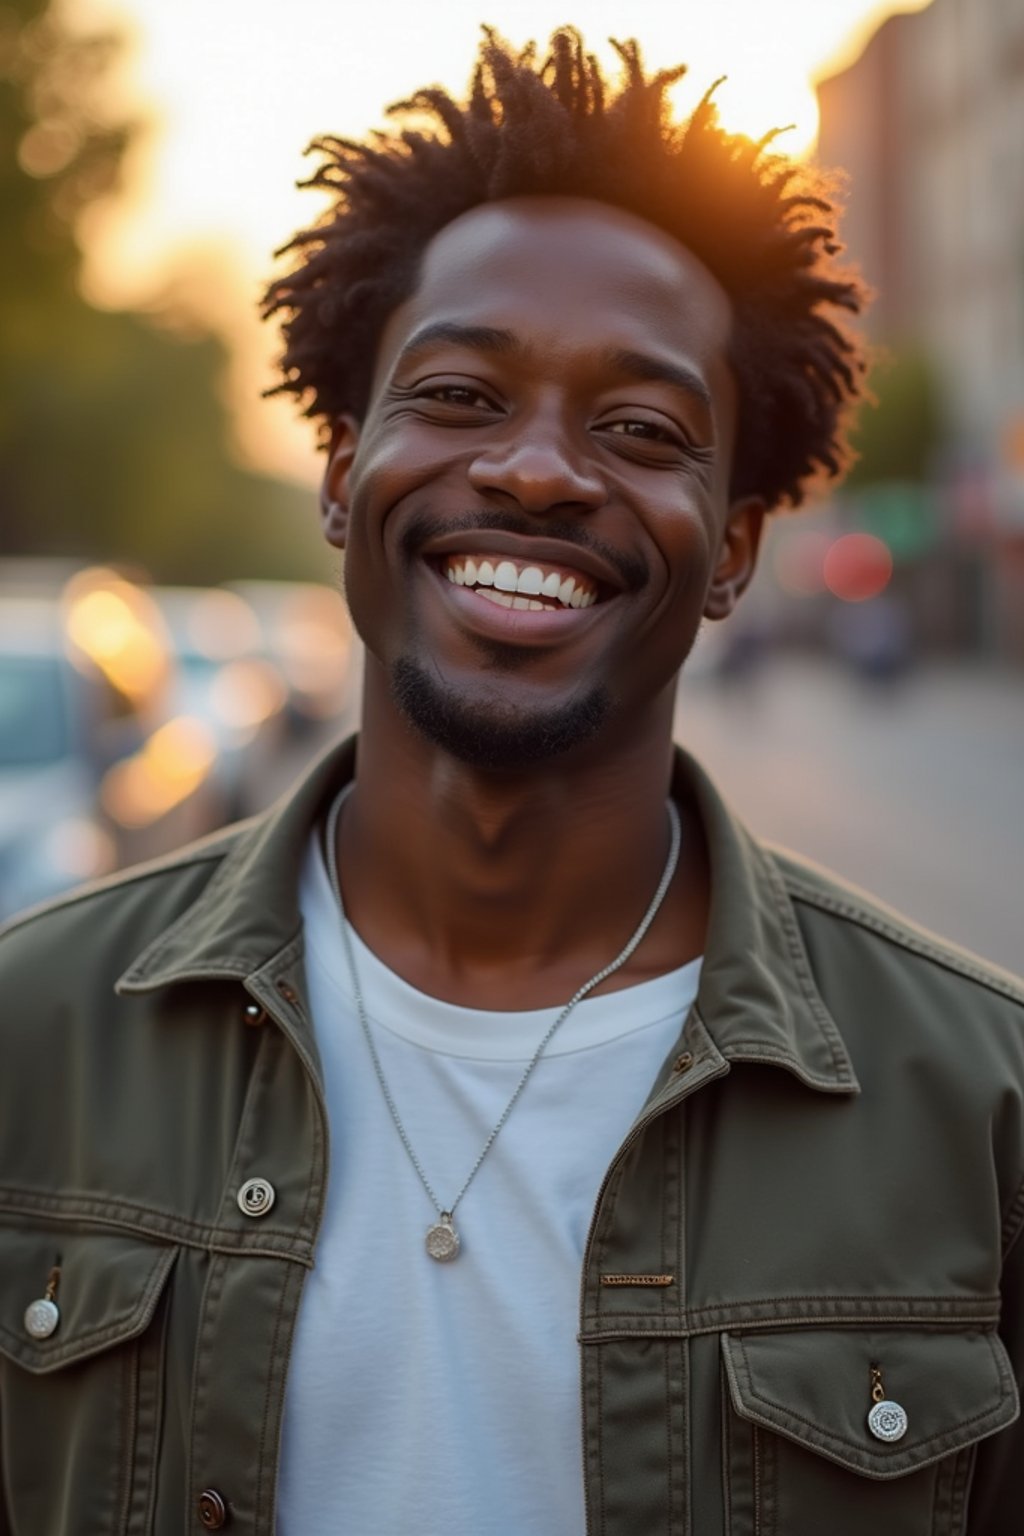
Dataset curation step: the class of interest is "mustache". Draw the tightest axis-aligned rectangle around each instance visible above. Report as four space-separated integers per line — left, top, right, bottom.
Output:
402 510 648 593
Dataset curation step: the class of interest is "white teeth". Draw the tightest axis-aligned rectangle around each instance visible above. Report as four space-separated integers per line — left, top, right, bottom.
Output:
512 596 530 610
476 587 514 608
528 600 544 611
443 555 600 609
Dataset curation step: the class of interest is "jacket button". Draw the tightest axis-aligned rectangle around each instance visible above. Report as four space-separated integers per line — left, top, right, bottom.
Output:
672 1051 694 1075
237 1177 276 1218
197 1488 228 1528
242 1002 267 1026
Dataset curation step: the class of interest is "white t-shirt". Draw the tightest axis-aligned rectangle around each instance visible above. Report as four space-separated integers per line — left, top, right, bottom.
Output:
277 829 702 1536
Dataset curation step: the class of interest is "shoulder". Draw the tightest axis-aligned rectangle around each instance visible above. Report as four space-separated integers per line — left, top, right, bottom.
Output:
772 845 1024 1010
0 820 244 990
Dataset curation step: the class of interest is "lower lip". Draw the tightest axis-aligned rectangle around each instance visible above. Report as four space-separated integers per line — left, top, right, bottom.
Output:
429 566 609 645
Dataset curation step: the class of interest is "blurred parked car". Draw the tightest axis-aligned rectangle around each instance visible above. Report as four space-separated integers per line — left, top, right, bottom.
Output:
0 595 127 918
228 581 355 735
149 585 290 820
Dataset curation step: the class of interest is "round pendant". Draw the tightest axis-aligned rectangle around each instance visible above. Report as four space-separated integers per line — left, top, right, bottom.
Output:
24 1297 60 1340
867 1399 908 1443
425 1216 460 1262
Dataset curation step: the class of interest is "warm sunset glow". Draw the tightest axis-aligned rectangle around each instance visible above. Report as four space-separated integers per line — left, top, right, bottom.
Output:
67 0 935 482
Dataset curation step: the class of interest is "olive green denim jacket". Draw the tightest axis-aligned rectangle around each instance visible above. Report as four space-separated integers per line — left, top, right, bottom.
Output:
2 738 1023 1536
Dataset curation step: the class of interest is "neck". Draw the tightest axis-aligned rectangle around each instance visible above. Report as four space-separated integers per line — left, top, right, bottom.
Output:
332 661 709 1008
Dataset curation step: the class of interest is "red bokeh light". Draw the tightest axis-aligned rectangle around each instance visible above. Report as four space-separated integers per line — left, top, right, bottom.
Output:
822 533 894 603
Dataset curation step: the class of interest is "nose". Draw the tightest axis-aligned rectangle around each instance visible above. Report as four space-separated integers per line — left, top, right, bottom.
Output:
467 412 606 515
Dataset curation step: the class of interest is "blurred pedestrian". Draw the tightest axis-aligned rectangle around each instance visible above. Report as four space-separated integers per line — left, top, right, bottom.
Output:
2 27 1022 1535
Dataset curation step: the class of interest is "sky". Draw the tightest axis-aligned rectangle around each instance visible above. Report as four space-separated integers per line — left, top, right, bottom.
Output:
69 0 933 482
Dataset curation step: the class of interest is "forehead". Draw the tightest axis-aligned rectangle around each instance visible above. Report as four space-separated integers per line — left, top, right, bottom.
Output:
373 196 734 386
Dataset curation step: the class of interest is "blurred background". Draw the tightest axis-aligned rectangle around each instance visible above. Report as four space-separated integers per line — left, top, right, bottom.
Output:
1 0 1020 972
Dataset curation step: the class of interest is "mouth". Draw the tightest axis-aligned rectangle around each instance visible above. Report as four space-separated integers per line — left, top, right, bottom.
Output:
436 552 601 611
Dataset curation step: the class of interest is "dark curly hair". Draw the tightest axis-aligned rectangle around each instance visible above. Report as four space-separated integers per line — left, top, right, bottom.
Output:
263 27 868 510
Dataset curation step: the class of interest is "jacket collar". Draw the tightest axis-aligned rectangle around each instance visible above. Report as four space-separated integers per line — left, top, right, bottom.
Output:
117 736 858 1096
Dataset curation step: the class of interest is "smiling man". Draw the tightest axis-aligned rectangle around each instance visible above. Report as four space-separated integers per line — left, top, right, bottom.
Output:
3 28 1024 1536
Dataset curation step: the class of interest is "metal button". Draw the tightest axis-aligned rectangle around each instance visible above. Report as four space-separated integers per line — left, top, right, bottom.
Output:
237 1177 275 1218
672 1052 694 1075
867 1399 909 1442
242 1002 266 1026
24 1297 60 1339
197 1488 228 1529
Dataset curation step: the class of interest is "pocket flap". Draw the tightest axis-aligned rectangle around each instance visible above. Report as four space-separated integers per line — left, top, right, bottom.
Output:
0 1226 176 1373
722 1327 1019 1480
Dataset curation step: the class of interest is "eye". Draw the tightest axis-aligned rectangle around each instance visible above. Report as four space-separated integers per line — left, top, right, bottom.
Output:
420 383 496 409
603 419 682 445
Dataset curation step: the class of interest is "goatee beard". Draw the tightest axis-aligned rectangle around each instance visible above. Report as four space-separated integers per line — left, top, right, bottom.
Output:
391 656 609 771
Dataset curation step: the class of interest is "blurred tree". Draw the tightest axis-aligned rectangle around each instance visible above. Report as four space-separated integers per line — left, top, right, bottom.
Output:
845 348 944 487
0 0 321 582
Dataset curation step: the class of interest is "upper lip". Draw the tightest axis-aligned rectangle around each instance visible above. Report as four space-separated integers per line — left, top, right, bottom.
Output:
419 531 628 594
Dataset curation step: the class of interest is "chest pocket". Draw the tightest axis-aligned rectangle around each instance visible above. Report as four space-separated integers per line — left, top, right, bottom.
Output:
0 1225 177 1536
720 1327 1019 1536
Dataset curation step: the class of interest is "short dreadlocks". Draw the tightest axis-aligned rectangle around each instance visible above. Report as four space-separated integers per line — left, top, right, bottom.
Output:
264 28 868 510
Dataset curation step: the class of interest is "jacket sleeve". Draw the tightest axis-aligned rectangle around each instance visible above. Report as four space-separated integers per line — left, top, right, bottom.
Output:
966 1203 1024 1532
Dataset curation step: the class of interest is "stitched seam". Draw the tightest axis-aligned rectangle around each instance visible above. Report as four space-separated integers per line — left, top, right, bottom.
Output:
0 1191 315 1259
763 855 854 1083
255 1263 293 1533
733 1331 1012 1463
115 1338 137 1536
721 1360 733 1536
664 1339 673 1533
138 1288 169 1536
581 1312 1001 1341
785 878 1024 1007
0 1247 175 1369
597 1337 606 1536
753 1426 762 1536
188 1253 226 1511
121 844 257 982
0 848 227 945
584 1292 1001 1318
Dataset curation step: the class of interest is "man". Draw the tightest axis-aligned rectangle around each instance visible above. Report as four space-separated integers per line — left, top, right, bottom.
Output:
2 28 1022 1536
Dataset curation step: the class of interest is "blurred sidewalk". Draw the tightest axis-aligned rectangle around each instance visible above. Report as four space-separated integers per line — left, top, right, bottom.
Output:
676 657 1023 975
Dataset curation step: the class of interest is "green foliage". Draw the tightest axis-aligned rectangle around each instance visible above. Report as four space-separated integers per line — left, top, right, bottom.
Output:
845 349 944 488
0 0 322 583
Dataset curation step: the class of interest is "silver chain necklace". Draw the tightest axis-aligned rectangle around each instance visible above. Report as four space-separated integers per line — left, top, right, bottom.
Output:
325 784 681 1262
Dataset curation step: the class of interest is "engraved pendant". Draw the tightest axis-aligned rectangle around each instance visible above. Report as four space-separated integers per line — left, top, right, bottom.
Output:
425 1214 460 1262
867 1399 908 1443
24 1297 60 1339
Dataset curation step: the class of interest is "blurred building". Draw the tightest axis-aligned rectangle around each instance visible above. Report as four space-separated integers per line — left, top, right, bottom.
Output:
817 0 1024 660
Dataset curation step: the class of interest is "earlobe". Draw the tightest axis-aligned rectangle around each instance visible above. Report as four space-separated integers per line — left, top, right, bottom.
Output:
703 496 767 621
320 414 361 550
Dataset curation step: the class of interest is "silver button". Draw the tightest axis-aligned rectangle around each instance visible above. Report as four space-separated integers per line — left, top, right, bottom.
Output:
867 1399 908 1442
24 1297 60 1339
237 1178 276 1218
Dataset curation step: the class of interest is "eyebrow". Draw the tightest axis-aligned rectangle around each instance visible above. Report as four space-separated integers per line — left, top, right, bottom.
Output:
396 322 518 365
602 348 713 412
395 324 713 413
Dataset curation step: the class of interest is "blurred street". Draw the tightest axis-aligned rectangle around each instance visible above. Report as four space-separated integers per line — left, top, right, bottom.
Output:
675 657 1022 975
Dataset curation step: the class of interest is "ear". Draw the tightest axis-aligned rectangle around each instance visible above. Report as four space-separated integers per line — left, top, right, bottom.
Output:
319 414 362 550
703 496 767 622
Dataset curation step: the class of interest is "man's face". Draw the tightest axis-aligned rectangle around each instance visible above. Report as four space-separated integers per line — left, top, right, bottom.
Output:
324 196 763 769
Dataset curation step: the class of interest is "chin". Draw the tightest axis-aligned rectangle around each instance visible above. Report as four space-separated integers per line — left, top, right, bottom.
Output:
391 656 609 771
